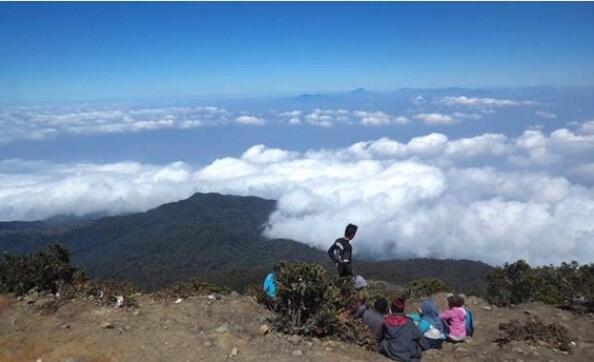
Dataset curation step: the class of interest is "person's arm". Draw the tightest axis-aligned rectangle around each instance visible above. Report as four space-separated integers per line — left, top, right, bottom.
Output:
439 309 454 321
327 241 342 264
354 303 368 318
411 322 430 351
418 336 430 351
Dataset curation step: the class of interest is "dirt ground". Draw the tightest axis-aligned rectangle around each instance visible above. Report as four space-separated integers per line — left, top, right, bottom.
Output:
0 292 592 362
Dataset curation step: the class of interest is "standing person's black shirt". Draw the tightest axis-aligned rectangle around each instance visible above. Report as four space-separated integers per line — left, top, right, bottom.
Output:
328 237 353 276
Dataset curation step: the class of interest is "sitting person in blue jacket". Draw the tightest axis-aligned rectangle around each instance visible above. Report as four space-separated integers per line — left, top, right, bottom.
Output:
419 299 447 349
263 265 279 306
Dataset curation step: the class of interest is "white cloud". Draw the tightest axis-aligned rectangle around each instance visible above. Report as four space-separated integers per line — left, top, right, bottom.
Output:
235 115 265 126
305 109 349 127
438 96 539 107
411 95 426 105
353 111 408 126
579 120 594 134
0 105 233 143
3 121 594 266
414 113 457 125
535 110 557 119
278 110 302 125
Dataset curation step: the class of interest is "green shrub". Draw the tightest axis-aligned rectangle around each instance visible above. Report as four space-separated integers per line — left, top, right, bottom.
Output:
487 260 539 306
0 244 77 296
270 262 375 347
487 260 594 310
405 278 451 298
496 316 573 352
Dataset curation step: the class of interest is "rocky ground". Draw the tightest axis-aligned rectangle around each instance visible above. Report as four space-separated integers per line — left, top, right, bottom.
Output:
1 291 593 362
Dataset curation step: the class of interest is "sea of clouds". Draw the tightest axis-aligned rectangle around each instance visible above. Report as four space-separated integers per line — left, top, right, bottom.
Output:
2 118 594 266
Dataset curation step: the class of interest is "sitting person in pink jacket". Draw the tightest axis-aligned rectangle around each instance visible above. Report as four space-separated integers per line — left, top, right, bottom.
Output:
439 295 467 342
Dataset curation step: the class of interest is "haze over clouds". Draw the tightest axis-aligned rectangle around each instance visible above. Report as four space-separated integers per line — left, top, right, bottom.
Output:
0 94 546 144
2 120 594 266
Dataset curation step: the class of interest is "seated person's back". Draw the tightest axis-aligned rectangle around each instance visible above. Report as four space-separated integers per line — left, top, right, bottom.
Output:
419 299 446 349
378 298 429 362
439 295 467 342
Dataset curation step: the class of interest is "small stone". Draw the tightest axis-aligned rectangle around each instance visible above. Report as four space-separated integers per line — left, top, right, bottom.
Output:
482 306 493 311
203 341 212 347
174 298 183 304
312 337 321 345
325 347 333 352
61 323 71 330
230 347 239 357
258 324 270 335
288 335 301 344
216 324 230 333
292 349 303 356
100 321 114 329
230 291 240 298
132 310 140 316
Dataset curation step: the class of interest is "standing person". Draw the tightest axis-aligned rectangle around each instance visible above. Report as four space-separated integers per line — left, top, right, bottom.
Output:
378 297 429 362
440 295 467 343
327 223 358 277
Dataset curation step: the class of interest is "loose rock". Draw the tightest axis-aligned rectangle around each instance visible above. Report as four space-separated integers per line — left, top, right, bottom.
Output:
258 324 270 335
100 321 114 329
288 335 301 344
230 347 239 357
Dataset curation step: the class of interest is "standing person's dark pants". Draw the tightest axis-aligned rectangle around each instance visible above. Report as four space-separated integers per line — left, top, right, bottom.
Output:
338 262 353 277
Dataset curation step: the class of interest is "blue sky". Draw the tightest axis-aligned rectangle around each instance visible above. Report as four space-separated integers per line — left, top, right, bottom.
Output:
1 2 593 103
1 2 594 265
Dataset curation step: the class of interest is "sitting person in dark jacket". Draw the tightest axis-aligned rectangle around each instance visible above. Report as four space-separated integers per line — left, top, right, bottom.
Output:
378 297 429 362
355 297 389 342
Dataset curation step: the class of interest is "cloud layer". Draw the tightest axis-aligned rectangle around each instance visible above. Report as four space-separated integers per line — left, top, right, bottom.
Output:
2 121 594 266
1 93 549 143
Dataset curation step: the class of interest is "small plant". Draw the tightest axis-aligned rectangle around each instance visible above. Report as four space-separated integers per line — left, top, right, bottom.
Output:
496 316 573 352
156 278 229 300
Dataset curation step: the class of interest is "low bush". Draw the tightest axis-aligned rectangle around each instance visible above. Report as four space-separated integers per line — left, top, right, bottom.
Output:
0 244 77 296
269 262 376 348
486 260 594 311
495 316 573 352
405 278 451 299
156 278 229 300
0 244 139 309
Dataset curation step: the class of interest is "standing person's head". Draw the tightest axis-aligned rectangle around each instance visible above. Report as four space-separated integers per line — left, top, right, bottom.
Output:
344 223 358 240
447 294 465 309
391 297 406 314
374 297 389 315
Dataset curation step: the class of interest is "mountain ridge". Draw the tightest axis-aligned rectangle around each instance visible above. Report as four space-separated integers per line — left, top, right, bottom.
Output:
0 192 492 291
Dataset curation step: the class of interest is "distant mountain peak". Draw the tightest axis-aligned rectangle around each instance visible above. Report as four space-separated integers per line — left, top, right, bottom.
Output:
350 87 367 95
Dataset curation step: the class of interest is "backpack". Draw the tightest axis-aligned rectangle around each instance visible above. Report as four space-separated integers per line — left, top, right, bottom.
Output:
465 307 474 337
